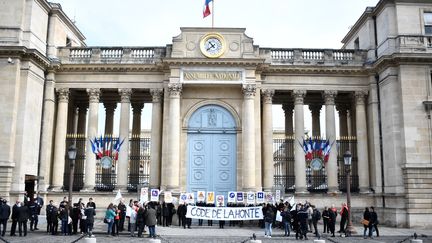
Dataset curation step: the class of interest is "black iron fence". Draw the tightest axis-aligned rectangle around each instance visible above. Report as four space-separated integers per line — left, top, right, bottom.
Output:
273 136 359 193
64 135 150 192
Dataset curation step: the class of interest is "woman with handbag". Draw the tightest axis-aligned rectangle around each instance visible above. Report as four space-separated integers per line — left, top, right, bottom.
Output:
104 203 116 236
362 207 371 238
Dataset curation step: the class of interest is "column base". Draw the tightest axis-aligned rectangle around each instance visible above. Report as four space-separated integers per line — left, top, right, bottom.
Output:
80 187 95 193
359 187 371 194
295 187 309 194
50 186 64 192
327 187 341 195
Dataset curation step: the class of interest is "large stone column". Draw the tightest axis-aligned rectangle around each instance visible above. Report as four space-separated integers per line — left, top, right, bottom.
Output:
293 90 307 193
130 102 144 185
149 89 163 189
242 84 256 191
282 104 294 137
77 103 88 136
166 84 182 191
38 73 56 191
324 90 339 193
83 88 100 191
355 91 370 193
337 104 349 137
51 88 70 191
117 89 132 191
262 89 274 191
104 102 117 136
309 104 322 137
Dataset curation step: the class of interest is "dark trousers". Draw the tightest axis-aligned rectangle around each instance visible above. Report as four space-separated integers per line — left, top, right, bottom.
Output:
0 219 7 236
86 221 94 235
313 221 319 236
111 220 119 235
30 215 38 230
198 219 203 226
329 221 335 236
72 218 79 234
137 222 144 237
148 225 155 237
119 213 126 231
368 223 379 237
10 219 17 236
162 216 168 226
18 220 27 236
186 218 191 228
323 219 329 233
339 217 347 232
218 220 225 228
80 219 87 233
181 216 187 228
207 220 212 226
51 220 58 235
46 218 52 233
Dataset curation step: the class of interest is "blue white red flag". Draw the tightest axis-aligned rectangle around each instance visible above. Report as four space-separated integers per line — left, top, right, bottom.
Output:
203 0 213 18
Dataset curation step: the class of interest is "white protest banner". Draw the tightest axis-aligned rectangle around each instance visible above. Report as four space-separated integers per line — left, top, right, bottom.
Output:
179 193 187 204
247 192 255 205
164 191 172 203
275 189 281 202
150 189 160 202
256 191 265 204
206 192 215 204
186 205 263 221
227 191 236 203
187 193 195 204
236 192 244 203
197 191 205 202
216 195 224 207
276 210 283 222
140 187 148 203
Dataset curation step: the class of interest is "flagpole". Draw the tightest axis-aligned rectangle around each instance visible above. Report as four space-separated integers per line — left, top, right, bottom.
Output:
212 0 214 28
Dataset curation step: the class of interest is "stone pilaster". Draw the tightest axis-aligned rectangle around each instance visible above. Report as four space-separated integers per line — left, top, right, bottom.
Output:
242 84 256 191
51 88 70 191
355 91 370 193
262 89 274 191
323 90 339 193
149 89 163 189
83 88 100 191
293 90 307 193
104 102 117 136
38 73 56 191
166 84 182 191
117 88 132 191
309 104 322 137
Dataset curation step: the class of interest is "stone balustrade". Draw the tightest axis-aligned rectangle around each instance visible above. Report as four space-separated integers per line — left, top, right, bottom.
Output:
266 48 366 65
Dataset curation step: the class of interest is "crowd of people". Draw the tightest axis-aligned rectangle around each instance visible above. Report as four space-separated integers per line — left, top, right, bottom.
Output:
0 193 380 240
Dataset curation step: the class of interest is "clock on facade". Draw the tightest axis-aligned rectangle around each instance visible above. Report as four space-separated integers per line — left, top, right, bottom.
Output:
200 33 226 58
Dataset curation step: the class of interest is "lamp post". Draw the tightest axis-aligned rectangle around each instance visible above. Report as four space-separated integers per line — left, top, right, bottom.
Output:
344 150 357 236
67 145 77 206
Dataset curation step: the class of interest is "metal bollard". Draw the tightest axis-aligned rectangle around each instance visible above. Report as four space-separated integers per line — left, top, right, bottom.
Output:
314 240 325 243
411 240 422 243
83 237 97 243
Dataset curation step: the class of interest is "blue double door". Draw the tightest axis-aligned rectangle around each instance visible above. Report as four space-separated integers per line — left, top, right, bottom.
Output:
187 105 237 203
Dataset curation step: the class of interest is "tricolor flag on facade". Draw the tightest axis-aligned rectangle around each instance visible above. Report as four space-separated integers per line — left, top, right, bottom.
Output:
203 0 213 18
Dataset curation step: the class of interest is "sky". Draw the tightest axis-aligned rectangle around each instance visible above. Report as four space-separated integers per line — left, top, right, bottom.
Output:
52 0 380 134
54 0 380 48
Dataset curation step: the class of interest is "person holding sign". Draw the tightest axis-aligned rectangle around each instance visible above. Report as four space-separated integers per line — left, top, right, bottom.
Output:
263 204 275 238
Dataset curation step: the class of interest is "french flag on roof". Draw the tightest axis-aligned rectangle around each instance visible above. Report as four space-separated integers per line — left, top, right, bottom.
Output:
203 0 213 18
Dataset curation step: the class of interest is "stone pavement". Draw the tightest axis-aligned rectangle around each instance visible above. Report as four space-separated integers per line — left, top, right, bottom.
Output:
0 219 431 243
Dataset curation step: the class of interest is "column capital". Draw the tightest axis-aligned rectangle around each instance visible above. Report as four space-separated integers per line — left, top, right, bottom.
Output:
150 88 163 103
293 90 306 105
103 102 117 112
323 90 338 105
119 88 132 103
132 102 144 114
168 83 182 97
308 104 322 114
355 90 368 105
282 103 294 114
86 88 100 103
56 88 69 103
261 89 275 103
242 84 256 98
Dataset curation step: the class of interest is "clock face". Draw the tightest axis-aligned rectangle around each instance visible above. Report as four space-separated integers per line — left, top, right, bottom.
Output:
200 33 226 58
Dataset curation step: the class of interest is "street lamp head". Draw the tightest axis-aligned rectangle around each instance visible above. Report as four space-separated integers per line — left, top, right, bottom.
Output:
343 150 352 166
67 145 77 160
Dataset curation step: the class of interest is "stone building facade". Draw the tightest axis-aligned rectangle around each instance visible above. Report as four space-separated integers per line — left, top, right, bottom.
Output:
0 0 431 228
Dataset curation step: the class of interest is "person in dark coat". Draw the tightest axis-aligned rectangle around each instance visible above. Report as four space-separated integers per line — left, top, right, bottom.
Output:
45 200 55 234
71 203 80 234
322 206 330 233
369 206 379 238
10 200 20 236
297 204 309 240
162 202 169 227
362 207 371 238
263 204 275 238
17 202 30 236
28 199 39 231
167 202 174 226
178 203 187 228
155 202 161 226
145 203 157 238
281 205 291 237
118 200 126 231
311 205 321 237
0 199 11 236
328 207 336 237
59 202 69 235
339 203 349 234
48 204 59 235
136 204 146 237
84 204 96 237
